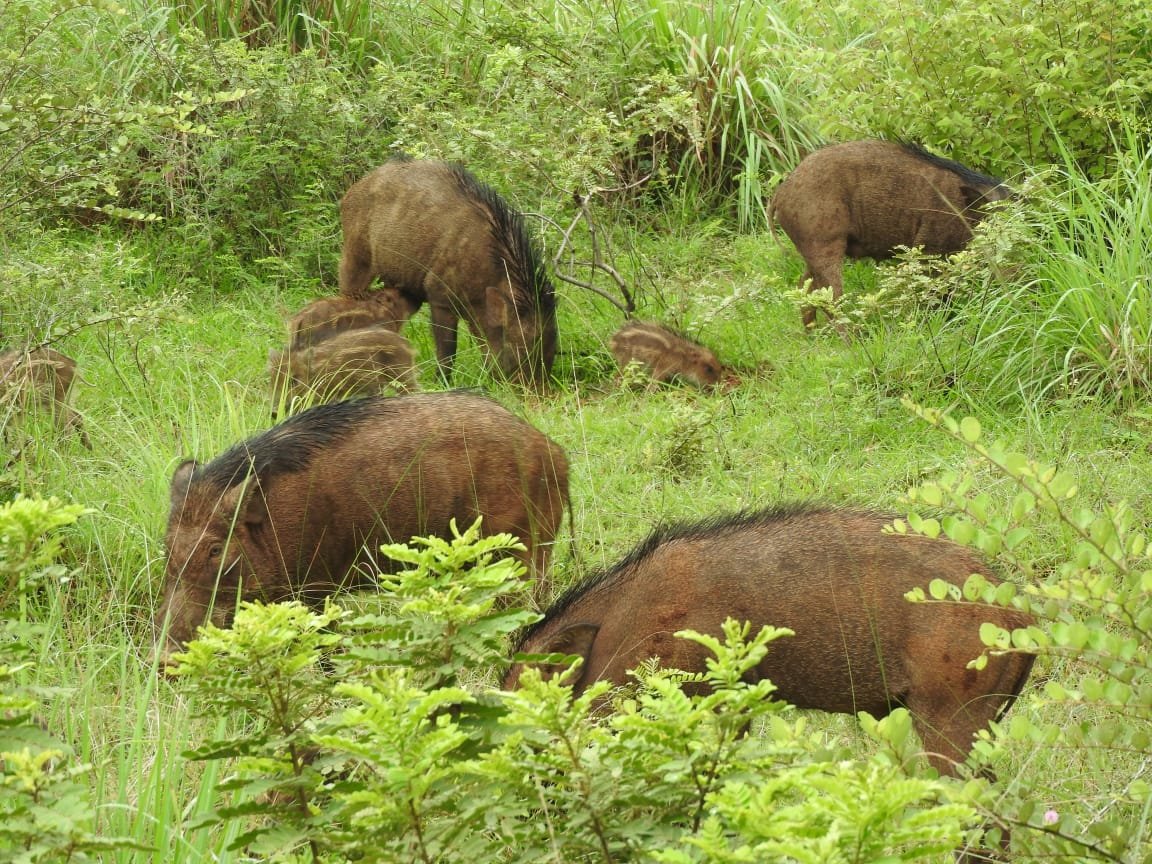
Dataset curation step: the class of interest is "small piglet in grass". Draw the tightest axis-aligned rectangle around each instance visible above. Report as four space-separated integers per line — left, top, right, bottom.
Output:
0 347 90 448
609 320 722 390
287 291 417 350
268 326 418 417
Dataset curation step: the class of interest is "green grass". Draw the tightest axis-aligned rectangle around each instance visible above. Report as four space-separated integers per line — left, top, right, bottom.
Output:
4 0 1152 859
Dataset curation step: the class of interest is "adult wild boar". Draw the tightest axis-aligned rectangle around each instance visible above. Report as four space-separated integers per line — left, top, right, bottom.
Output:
288 292 418 350
609 320 722 390
0 347 90 448
268 326 419 418
505 506 1034 778
338 156 557 387
157 392 569 662
771 140 1012 329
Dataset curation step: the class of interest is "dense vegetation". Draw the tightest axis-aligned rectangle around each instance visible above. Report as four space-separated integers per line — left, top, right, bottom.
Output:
3 0 1152 861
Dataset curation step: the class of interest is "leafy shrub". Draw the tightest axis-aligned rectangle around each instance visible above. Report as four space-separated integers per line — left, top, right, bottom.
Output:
0 496 142 861
901 401 1152 862
800 0 1152 173
172 0 384 71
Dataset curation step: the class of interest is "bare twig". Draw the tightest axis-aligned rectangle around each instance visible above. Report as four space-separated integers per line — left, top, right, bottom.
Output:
534 189 637 316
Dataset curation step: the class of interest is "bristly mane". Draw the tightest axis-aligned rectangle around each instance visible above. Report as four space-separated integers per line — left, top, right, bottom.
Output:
197 397 388 489
897 141 1005 190
448 165 557 318
515 503 866 648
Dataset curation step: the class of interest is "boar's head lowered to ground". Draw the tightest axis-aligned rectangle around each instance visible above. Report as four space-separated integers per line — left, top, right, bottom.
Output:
157 392 569 664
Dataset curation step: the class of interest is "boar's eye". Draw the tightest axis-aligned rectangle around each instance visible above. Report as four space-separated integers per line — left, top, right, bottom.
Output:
207 543 223 561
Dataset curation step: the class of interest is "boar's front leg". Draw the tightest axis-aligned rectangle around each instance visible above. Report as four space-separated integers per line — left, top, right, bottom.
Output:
429 303 459 383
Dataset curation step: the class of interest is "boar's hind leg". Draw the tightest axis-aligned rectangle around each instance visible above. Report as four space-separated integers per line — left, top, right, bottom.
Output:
904 652 1030 779
799 245 845 330
338 247 375 300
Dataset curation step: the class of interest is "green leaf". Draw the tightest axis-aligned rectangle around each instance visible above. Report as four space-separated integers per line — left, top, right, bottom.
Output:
959 416 982 442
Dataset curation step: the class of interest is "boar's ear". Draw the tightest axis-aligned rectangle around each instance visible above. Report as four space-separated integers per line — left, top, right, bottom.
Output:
219 472 271 531
536 622 599 688
169 460 198 507
484 285 510 330
237 473 271 530
960 184 991 211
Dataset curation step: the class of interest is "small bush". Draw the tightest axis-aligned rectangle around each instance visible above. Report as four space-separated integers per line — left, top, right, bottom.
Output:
901 401 1152 862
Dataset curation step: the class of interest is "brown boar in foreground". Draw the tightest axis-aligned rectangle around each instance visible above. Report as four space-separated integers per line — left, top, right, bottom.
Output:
505 506 1034 778
609 320 722 390
0 347 90 448
338 155 557 387
771 140 1012 329
268 326 419 417
288 292 418 350
157 392 569 663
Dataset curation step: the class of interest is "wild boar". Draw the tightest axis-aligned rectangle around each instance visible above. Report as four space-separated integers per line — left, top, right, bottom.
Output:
268 326 419 418
287 291 418 350
770 140 1012 329
0 347 90 448
505 506 1034 778
609 320 722 390
157 392 570 662
338 155 557 387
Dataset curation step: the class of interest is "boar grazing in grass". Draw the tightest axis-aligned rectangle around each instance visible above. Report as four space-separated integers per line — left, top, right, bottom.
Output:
0 347 90 448
506 506 1034 779
157 392 570 663
268 326 419 417
288 292 418 350
338 155 557 387
609 320 722 390
771 140 1012 329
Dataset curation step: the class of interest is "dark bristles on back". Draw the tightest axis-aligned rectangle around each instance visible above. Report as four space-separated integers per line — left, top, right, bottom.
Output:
516 503 869 648
448 164 557 317
196 397 388 490
897 141 1005 190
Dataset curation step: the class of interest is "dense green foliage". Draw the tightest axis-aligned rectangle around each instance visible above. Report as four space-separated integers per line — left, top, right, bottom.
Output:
4 0 1152 861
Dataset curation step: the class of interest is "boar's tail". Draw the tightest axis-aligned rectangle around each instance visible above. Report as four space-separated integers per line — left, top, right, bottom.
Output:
764 194 787 253
563 485 581 570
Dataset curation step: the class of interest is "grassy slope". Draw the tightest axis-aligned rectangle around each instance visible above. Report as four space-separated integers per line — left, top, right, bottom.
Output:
5 217 1152 857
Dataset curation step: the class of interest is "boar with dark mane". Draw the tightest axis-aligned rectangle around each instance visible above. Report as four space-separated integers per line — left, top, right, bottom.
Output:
157 392 569 664
771 140 1012 329
506 505 1034 779
339 156 557 387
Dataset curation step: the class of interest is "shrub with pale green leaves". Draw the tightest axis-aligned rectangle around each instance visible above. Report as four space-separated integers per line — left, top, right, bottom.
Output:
900 400 1151 862
0 496 142 862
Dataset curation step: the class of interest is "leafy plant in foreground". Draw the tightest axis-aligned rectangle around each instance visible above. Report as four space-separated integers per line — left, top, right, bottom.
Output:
0 496 143 861
900 399 1152 863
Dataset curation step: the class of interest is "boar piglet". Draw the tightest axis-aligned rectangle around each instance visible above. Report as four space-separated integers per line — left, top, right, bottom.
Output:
157 392 569 665
771 140 1012 329
0 347 90 448
609 320 722 390
506 505 1034 779
288 292 418 350
268 326 419 418
338 155 557 388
